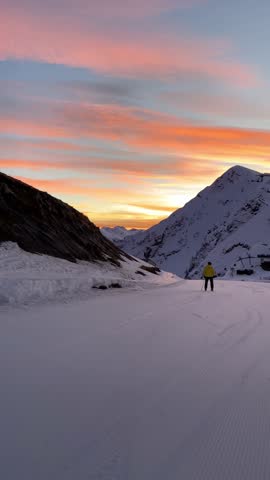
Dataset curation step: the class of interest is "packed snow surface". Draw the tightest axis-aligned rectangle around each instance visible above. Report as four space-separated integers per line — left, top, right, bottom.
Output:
1 275 270 479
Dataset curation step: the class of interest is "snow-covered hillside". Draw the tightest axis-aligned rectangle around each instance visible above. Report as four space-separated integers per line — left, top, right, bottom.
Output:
1 279 270 479
0 242 178 306
119 166 270 279
101 226 142 242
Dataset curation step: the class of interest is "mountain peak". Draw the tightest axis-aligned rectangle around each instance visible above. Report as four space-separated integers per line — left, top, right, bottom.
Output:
119 165 270 279
211 165 261 191
220 164 260 181
227 165 258 174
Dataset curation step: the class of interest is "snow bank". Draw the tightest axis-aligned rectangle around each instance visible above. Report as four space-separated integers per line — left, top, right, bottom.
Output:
0 242 178 306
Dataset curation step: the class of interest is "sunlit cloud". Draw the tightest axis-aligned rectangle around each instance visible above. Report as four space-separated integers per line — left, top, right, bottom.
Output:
0 5 258 86
2 119 269 228
13 174 173 228
0 117 67 138
14 175 145 199
0 0 269 229
1 138 88 153
2 0 202 19
128 203 176 213
46 102 270 162
15 176 101 197
94 215 164 230
2 101 270 172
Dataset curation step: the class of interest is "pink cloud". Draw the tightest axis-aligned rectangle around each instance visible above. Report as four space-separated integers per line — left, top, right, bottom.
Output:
1 138 87 152
0 5 258 87
56 0 198 17
0 153 198 177
0 116 67 138
2 0 203 19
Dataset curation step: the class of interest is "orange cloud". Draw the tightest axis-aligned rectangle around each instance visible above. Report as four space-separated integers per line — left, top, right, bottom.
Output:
127 203 175 213
15 176 97 197
14 175 145 201
57 103 270 164
92 208 169 229
0 6 258 86
9 139 87 152
2 102 270 173
0 153 226 185
13 175 167 228
0 116 67 138
0 159 45 170
96 216 163 229
0 156 175 177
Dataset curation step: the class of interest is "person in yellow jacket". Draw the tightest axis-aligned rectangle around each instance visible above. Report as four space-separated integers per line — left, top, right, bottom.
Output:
203 261 216 291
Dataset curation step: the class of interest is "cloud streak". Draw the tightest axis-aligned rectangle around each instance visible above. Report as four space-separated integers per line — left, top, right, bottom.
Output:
3 0 200 19
0 5 258 86
161 90 270 120
54 103 270 163
14 175 140 200
2 102 270 166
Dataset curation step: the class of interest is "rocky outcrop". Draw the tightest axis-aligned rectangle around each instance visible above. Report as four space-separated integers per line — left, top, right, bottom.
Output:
0 172 129 264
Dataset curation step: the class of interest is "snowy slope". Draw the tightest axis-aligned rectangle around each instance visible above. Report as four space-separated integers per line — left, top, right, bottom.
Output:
1 280 270 479
0 242 178 306
101 226 142 242
119 166 270 279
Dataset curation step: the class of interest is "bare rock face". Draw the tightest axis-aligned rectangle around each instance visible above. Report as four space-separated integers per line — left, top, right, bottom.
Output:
0 172 127 264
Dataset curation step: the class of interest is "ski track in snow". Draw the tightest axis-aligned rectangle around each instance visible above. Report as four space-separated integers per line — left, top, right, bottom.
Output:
1 280 270 479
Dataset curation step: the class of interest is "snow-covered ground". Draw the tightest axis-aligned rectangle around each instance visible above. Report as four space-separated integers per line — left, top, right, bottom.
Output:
1 273 270 479
0 242 177 306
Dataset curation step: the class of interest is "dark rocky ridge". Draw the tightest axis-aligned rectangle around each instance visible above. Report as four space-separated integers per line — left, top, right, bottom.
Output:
0 172 130 264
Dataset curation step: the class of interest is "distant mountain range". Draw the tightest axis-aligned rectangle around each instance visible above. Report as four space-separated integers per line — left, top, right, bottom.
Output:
101 226 142 242
0 172 131 265
117 166 270 278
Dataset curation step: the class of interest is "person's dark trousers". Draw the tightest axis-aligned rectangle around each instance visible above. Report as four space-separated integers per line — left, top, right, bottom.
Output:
204 277 214 291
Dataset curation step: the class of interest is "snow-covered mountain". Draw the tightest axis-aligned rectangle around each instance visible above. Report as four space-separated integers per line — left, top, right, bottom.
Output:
118 166 270 279
101 226 142 242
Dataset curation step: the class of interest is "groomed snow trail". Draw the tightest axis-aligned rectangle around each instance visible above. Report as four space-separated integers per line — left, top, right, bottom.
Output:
1 280 270 479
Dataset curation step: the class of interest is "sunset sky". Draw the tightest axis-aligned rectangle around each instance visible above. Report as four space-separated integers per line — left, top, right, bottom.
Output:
1 0 270 228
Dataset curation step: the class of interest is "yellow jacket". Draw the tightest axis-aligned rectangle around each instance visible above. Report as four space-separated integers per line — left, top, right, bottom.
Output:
203 264 216 278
